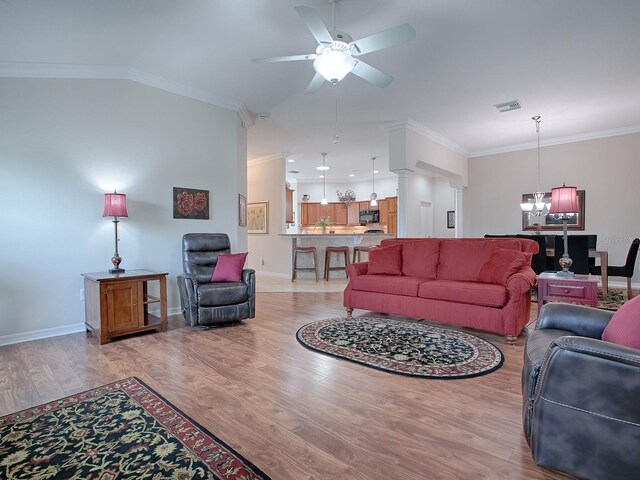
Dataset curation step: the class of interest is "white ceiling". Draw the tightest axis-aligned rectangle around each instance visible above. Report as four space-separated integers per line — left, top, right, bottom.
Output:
2 0 640 182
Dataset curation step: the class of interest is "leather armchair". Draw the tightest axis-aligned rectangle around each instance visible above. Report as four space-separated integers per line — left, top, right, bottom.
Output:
177 233 255 327
522 303 640 479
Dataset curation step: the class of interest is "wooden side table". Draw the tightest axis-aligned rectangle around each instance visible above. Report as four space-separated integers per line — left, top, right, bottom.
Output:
537 272 598 308
82 270 168 344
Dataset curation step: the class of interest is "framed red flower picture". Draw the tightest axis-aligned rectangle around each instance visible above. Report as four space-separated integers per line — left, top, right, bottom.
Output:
173 187 209 219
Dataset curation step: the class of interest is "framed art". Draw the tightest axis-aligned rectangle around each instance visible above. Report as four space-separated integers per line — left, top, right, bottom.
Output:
521 190 586 231
173 187 209 219
238 194 247 227
247 201 268 234
447 210 455 229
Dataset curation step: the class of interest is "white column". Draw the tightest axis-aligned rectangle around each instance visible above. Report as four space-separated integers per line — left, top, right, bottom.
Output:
395 169 411 238
454 187 466 238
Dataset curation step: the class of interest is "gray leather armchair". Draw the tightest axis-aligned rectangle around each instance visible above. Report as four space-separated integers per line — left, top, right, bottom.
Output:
177 233 255 327
523 302 640 479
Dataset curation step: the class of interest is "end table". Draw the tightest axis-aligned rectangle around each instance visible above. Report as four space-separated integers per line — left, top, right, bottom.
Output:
537 271 598 308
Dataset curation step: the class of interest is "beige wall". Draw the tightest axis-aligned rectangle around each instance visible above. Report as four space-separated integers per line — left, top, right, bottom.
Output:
465 132 640 285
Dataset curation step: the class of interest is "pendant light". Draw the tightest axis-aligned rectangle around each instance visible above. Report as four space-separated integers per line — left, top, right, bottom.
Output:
520 116 550 216
320 152 328 205
370 156 378 207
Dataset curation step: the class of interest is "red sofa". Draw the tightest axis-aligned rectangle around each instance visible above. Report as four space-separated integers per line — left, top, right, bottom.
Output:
343 238 539 344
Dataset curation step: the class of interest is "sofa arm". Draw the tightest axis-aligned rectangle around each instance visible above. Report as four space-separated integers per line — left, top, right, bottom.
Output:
242 268 256 294
536 303 613 338
505 267 536 296
346 262 368 278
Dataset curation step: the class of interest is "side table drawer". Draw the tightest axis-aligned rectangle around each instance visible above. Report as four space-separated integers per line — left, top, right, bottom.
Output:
546 282 587 299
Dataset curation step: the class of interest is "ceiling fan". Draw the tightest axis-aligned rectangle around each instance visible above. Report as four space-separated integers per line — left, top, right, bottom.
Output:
252 2 416 94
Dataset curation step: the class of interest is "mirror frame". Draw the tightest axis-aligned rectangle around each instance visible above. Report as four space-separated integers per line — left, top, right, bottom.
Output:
521 190 585 231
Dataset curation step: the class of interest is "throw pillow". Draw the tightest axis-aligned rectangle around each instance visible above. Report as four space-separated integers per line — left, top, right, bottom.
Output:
367 244 403 275
478 247 532 285
601 294 640 349
211 252 248 282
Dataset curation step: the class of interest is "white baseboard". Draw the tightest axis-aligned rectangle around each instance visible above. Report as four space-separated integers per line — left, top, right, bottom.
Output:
0 323 86 347
255 270 290 279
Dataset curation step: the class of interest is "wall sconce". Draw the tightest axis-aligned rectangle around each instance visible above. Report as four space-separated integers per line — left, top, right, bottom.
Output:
103 190 128 273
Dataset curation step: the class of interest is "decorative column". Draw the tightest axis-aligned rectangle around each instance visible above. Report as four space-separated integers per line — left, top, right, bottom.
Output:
454 187 466 238
395 169 412 238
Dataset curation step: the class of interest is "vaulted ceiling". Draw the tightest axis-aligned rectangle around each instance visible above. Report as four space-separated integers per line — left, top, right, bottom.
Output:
2 0 639 182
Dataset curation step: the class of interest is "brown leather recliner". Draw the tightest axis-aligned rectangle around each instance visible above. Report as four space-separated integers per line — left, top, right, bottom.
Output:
177 233 255 327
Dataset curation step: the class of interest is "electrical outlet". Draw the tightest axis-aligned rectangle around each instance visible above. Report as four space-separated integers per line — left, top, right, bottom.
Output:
261 258 265 266
80 288 85 301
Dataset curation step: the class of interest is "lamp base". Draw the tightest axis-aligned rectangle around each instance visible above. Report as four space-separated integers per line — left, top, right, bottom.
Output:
109 268 125 274
556 270 575 277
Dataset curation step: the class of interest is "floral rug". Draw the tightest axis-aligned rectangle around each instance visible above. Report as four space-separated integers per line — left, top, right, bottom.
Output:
0 377 270 480
531 286 635 311
296 317 504 379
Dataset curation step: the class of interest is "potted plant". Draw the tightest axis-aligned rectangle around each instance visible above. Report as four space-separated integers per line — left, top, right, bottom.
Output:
315 216 333 234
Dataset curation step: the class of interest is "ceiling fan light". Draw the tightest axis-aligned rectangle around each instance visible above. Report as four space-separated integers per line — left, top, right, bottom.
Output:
313 50 356 83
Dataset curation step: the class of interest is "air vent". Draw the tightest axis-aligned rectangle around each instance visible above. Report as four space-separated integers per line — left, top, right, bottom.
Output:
494 100 521 112
288 170 299 174
257 113 271 120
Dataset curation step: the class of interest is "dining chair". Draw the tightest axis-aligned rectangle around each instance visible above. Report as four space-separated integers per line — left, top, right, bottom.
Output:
554 235 589 274
590 238 639 299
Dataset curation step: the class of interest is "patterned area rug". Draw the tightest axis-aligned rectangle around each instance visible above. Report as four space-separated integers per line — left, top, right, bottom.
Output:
296 317 504 379
531 286 636 311
0 377 270 480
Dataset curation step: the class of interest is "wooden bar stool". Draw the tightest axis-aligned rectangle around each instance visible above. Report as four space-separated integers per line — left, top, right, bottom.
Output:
324 246 350 280
352 245 377 263
292 246 318 281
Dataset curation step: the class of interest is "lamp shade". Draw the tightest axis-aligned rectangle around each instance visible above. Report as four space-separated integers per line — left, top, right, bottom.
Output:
548 185 578 215
103 191 128 217
313 50 356 83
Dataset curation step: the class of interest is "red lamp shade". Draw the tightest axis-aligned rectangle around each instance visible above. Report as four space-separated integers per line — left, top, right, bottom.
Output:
103 191 128 218
548 185 578 215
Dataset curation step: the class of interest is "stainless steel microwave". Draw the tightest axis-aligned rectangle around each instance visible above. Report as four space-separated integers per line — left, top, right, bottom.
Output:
359 210 380 223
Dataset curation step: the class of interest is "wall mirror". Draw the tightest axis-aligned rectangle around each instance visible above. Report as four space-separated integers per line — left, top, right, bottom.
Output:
521 190 585 231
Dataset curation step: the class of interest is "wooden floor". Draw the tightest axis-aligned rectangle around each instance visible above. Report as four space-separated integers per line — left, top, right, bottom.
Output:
0 292 570 479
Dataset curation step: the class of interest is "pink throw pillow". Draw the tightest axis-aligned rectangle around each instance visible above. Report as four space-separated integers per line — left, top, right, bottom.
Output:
601 295 640 349
367 244 403 275
211 253 248 282
477 247 532 285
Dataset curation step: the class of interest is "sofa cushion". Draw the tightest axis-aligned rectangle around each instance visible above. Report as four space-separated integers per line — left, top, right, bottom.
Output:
478 247 533 286
197 282 248 307
211 252 248 282
601 294 640 349
367 244 403 275
350 275 426 297
401 240 440 279
418 280 508 307
437 238 522 282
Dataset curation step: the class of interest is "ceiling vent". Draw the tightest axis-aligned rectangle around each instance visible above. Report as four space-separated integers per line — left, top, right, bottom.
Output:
494 100 521 112
257 113 271 120
288 170 300 174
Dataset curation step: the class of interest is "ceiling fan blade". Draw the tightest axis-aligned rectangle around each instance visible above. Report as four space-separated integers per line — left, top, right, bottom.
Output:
350 23 416 56
295 6 333 45
252 54 316 64
304 72 325 95
351 60 393 88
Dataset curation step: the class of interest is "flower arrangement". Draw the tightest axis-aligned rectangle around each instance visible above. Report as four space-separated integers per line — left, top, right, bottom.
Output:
336 189 356 207
315 216 333 231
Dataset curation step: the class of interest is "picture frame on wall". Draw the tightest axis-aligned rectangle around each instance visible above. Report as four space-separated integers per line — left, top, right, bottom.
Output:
247 201 269 234
173 187 209 219
238 194 247 227
447 210 455 229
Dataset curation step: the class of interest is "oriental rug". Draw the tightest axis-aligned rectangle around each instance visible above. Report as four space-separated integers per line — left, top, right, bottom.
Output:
0 377 270 480
296 317 503 379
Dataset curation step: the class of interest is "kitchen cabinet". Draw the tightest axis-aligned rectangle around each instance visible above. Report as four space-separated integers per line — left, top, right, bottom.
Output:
332 203 348 225
347 203 360 225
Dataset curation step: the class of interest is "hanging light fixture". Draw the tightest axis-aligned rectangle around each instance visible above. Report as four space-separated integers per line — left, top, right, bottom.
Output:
520 116 550 216
320 152 329 205
370 156 378 207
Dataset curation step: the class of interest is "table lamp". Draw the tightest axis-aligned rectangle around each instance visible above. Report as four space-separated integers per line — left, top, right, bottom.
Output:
103 191 128 273
548 184 579 276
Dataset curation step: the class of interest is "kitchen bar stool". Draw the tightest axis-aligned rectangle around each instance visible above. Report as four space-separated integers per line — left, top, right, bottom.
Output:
292 246 318 281
324 246 350 280
352 245 377 263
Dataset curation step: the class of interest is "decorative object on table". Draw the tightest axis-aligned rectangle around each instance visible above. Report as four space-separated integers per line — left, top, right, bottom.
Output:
446 210 455 229
103 190 128 273
302 194 310 202
336 188 356 207
247 201 269 234
0 377 271 480
369 156 378 207
522 189 585 231
319 152 329 205
548 184 580 276
297 317 503 378
314 216 333 233
590 238 640 300
238 193 247 227
531 285 635 311
172 187 209 220
520 116 551 218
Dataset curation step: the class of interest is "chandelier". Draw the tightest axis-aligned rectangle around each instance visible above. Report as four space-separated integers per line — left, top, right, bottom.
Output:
369 156 378 207
520 116 550 216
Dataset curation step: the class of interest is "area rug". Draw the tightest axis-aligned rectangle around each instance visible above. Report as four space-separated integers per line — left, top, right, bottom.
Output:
531 286 636 311
0 377 270 480
296 317 504 379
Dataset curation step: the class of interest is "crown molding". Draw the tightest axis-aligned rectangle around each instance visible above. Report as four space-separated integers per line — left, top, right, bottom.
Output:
0 62 253 125
248 152 284 166
385 118 469 157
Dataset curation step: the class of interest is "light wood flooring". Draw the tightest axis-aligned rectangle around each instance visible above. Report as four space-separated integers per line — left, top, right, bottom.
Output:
0 292 571 479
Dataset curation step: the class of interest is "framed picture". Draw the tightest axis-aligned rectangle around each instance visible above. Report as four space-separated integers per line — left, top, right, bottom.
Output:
238 194 247 227
173 187 209 219
521 190 586 231
247 201 268 234
447 210 455 229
